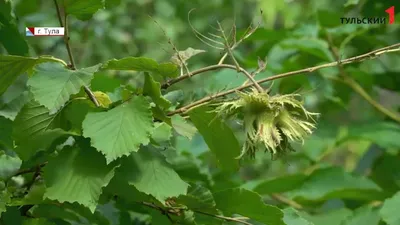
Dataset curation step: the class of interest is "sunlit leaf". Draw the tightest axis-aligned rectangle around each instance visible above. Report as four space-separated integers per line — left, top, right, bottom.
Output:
28 62 101 113
82 95 154 163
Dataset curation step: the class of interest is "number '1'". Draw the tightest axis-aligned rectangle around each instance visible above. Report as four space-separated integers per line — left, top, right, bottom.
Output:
385 6 395 24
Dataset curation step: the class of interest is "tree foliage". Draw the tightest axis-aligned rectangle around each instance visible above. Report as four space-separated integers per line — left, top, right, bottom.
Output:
1 0 400 224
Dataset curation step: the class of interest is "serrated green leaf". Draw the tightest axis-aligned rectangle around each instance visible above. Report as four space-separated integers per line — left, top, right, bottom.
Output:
287 167 383 201
144 73 171 109
170 115 197 140
102 57 179 78
380 191 400 225
283 207 314 225
0 55 64 96
12 100 56 141
0 152 22 180
188 106 240 172
62 0 104 20
82 95 154 163
28 63 100 113
253 173 308 195
343 206 380 225
118 148 188 203
213 188 284 225
177 183 217 213
12 100 70 159
43 143 118 212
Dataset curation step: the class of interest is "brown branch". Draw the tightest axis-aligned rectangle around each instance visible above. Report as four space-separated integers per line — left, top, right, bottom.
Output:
13 163 47 177
138 201 252 225
167 43 400 116
53 0 100 107
193 210 252 225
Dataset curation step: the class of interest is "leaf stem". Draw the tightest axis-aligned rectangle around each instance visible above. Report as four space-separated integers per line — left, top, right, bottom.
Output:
53 0 100 107
270 194 303 210
168 43 400 115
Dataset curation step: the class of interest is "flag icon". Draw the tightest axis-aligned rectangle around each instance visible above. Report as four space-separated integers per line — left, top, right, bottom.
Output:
26 27 34 36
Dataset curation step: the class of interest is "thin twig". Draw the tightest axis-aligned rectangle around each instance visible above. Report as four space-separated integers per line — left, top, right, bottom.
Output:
137 201 252 225
217 12 261 65
325 33 400 123
151 16 192 77
13 163 47 177
270 194 303 210
194 210 252 225
217 21 263 93
53 0 100 107
167 43 400 115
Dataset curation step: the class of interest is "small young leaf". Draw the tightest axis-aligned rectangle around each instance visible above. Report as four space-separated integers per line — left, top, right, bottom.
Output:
93 91 112 108
170 47 206 66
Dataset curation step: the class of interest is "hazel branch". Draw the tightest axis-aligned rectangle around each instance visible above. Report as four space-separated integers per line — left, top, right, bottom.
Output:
53 0 100 107
325 33 400 123
167 43 400 116
137 201 252 225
